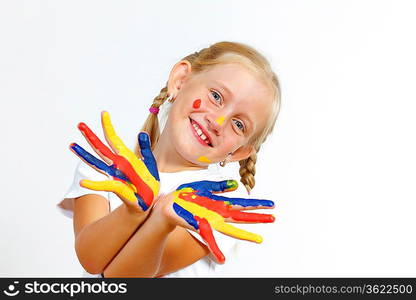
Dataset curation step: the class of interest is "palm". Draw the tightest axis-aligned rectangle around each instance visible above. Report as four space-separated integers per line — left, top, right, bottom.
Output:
167 180 275 263
69 111 160 212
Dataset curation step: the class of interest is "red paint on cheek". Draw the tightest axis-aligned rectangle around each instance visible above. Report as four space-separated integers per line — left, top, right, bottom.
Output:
193 99 201 109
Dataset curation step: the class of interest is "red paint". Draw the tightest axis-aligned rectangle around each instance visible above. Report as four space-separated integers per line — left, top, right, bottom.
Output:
193 99 201 109
195 216 225 264
179 191 274 223
78 122 154 206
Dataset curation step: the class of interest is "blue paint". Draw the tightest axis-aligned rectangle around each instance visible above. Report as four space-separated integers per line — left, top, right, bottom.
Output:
197 191 275 208
177 180 238 193
70 143 128 182
138 132 160 181
173 203 199 230
136 193 149 211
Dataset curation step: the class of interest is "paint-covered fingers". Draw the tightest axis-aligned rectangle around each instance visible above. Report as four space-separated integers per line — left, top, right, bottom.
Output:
80 179 136 202
77 122 117 166
173 194 264 243
213 221 263 244
172 202 225 263
100 111 129 157
204 193 275 210
101 111 144 169
227 210 275 223
69 143 128 181
178 191 275 224
80 179 149 212
194 216 225 264
101 112 159 204
137 132 160 181
177 180 238 194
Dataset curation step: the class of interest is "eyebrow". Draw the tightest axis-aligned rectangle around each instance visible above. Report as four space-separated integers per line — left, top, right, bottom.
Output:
212 80 234 98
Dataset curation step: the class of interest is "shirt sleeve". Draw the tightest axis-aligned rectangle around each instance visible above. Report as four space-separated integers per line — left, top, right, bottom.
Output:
57 162 110 219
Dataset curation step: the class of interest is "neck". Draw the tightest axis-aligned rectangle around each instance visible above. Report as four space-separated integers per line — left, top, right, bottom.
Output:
152 130 208 173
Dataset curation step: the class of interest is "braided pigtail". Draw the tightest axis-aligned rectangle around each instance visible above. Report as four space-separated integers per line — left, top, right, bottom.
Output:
239 144 261 194
135 86 169 156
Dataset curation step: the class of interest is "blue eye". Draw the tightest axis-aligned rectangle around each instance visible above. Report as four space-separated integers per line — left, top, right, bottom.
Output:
211 90 222 104
233 119 245 131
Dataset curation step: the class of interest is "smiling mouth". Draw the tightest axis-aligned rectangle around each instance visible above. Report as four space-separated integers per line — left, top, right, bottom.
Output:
189 118 213 147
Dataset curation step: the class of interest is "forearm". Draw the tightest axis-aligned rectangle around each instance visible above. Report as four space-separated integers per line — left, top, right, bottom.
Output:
102 212 175 278
75 204 149 274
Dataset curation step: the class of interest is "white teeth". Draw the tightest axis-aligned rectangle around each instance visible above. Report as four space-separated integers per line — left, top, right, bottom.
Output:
192 120 211 145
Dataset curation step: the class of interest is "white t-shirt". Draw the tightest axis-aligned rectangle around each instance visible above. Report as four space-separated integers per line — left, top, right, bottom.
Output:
58 161 250 277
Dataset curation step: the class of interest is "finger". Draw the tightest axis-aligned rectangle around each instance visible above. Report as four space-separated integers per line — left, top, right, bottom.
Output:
174 196 263 243
198 192 275 210
178 191 274 223
80 179 141 205
101 111 130 156
101 111 159 199
214 221 263 243
69 143 128 181
138 132 160 181
172 202 225 264
177 180 238 193
172 202 199 230
228 210 275 223
77 122 117 165
194 216 225 264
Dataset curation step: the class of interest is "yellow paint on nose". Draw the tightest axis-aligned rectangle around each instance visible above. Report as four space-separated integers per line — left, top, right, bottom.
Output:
215 116 225 126
197 156 211 163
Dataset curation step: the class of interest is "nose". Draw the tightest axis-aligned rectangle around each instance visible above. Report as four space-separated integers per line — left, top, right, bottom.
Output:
205 114 223 136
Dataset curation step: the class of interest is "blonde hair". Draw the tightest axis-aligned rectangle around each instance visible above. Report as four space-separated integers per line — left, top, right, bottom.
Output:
138 41 281 193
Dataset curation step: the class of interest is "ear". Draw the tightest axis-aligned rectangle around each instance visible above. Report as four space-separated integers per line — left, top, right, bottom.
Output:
167 60 192 96
228 144 255 163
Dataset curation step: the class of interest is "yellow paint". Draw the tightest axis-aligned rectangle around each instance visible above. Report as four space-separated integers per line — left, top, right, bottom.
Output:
191 195 197 199
197 156 211 163
215 116 225 126
81 179 137 203
174 195 263 243
101 111 159 195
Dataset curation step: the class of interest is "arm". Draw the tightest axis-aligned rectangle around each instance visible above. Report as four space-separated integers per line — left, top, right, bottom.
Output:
68 112 161 274
73 194 150 274
103 180 275 277
102 194 210 278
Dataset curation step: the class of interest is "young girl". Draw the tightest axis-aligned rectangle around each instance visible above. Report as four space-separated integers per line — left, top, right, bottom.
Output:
58 41 281 277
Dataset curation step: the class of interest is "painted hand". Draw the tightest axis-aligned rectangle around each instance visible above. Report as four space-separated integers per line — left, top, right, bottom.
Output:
69 111 160 213
172 180 275 263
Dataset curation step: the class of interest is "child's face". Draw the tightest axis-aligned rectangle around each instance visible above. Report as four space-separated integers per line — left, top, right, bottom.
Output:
165 62 273 166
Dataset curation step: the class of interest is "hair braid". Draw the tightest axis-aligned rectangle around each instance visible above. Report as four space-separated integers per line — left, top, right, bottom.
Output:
239 144 261 194
136 86 169 156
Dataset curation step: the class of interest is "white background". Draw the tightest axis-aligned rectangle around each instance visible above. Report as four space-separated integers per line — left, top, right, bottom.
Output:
1 0 415 277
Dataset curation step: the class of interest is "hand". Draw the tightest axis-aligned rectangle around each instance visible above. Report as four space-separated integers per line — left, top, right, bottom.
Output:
69 111 160 213
158 180 275 263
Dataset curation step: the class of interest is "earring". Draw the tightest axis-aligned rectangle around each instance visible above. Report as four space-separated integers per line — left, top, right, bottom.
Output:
220 153 232 167
166 93 176 103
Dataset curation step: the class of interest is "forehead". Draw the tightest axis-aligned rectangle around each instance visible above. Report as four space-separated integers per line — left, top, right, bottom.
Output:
194 63 274 133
